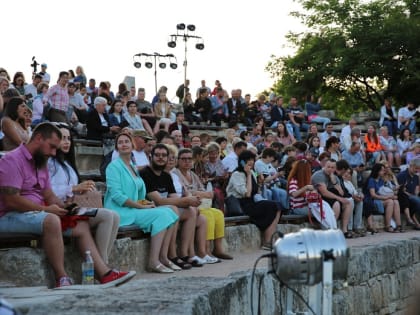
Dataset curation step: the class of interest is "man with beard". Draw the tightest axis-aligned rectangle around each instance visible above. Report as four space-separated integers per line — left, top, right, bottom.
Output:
140 143 205 269
0 123 135 287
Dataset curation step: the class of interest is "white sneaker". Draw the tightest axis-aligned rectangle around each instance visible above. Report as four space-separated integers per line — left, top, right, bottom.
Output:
191 255 206 265
202 255 219 264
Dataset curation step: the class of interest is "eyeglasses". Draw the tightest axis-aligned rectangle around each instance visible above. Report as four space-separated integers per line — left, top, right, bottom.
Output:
153 153 168 158
168 156 176 161
179 157 192 161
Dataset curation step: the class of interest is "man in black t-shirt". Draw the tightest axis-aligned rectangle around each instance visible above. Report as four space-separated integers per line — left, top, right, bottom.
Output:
140 144 207 268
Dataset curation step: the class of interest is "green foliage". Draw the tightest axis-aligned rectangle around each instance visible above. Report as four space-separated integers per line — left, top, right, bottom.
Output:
266 0 420 117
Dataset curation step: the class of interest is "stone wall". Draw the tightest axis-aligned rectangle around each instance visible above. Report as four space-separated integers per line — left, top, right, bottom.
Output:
2 229 420 314
0 223 305 287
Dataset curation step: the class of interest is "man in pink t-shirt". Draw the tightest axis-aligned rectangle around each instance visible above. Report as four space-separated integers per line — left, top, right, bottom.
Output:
0 123 135 288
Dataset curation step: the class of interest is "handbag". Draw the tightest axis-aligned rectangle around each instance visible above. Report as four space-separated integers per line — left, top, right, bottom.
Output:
72 190 103 208
306 190 337 229
225 195 244 217
378 185 394 197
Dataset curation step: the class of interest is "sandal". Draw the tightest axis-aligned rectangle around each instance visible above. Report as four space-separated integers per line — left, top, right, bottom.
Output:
344 231 353 239
366 226 379 234
397 225 405 233
169 257 192 270
354 229 366 237
181 256 203 267
385 226 395 233
407 220 416 227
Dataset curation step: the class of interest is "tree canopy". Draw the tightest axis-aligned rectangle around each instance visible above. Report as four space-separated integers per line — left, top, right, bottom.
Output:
266 0 420 116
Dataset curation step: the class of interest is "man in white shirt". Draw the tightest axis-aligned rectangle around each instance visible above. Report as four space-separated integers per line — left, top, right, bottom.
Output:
222 141 247 173
24 74 42 103
340 119 357 151
319 123 338 148
398 102 419 134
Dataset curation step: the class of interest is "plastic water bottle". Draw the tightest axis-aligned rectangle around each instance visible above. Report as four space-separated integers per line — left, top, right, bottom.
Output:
82 250 94 285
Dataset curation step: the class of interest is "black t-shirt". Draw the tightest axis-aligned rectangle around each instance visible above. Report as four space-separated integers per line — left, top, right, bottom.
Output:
140 166 176 198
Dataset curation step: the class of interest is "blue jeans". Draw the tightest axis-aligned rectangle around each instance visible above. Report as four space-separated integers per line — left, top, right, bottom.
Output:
400 119 417 135
382 120 398 137
409 195 420 215
310 116 331 129
286 122 309 141
269 186 289 210
0 211 48 234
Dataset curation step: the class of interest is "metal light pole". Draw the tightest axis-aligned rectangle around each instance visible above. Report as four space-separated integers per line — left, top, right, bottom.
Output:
167 23 204 98
133 52 177 95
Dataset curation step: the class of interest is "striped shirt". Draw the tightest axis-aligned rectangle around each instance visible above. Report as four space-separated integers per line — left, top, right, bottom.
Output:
288 178 307 209
44 84 69 111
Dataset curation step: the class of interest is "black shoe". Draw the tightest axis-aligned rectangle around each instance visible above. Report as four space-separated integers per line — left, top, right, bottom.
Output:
169 257 192 270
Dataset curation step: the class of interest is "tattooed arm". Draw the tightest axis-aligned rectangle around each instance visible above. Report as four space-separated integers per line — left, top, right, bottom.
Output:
0 186 67 216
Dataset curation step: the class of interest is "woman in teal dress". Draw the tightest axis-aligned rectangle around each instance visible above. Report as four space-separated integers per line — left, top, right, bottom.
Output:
105 133 180 273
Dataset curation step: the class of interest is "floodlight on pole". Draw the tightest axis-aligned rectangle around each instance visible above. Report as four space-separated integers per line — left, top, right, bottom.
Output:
167 23 204 97
132 52 178 95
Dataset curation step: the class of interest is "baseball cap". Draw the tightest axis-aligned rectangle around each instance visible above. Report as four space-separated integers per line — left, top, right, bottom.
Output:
41 63 47 67
132 129 152 140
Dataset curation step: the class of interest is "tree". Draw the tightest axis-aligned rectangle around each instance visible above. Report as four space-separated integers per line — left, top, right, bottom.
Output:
266 0 420 114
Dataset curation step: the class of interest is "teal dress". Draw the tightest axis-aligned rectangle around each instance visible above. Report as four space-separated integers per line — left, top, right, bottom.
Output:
104 158 178 236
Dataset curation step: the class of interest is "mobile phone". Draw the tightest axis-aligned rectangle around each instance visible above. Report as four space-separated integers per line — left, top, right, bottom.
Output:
65 203 78 211
240 160 246 168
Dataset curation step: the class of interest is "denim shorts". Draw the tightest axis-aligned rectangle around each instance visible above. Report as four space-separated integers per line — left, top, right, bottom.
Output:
0 211 48 234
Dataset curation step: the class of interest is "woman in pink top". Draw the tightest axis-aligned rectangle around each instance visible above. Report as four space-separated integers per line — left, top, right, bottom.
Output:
275 122 295 146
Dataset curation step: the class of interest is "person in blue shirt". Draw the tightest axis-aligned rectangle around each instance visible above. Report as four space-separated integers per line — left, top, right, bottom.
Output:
364 163 402 233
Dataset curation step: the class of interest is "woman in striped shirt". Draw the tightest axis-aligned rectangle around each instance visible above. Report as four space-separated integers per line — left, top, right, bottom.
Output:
287 159 315 215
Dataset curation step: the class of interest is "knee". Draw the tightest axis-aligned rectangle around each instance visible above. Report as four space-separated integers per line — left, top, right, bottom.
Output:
169 205 179 215
182 207 197 221
198 214 207 226
43 214 61 232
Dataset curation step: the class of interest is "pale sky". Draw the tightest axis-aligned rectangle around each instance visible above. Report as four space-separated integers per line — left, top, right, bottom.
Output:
2 0 305 101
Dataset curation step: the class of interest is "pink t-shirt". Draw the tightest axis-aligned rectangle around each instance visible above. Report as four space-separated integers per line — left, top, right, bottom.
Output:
0 144 51 217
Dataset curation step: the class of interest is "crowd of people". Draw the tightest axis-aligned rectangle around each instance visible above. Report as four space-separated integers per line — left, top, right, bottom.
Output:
0 66 420 288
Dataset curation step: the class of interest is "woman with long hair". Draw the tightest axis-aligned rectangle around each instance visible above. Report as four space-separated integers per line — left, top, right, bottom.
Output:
308 135 321 150
396 128 413 162
364 124 385 165
275 121 295 146
183 92 201 124
153 92 173 133
1 97 30 150
48 124 120 263
363 163 402 233
225 150 282 250
74 66 87 86
287 159 314 215
11 72 26 96
108 99 127 127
